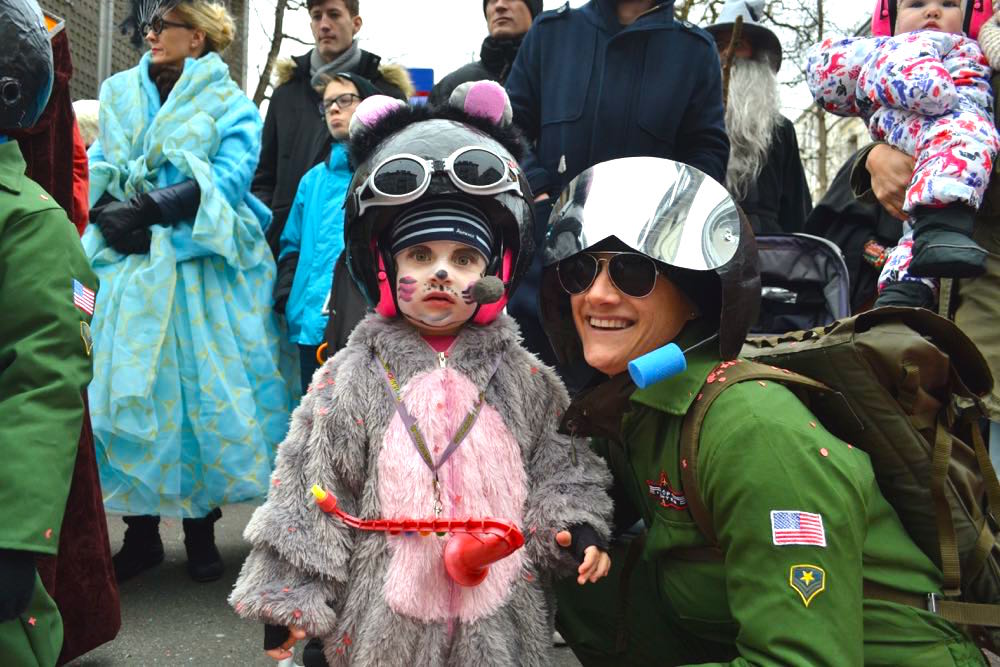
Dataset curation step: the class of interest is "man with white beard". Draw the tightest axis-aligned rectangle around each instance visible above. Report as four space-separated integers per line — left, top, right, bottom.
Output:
706 0 812 234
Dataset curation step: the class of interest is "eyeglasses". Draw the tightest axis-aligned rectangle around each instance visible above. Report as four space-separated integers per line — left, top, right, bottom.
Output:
557 252 660 298
318 93 361 114
354 147 524 216
141 15 193 36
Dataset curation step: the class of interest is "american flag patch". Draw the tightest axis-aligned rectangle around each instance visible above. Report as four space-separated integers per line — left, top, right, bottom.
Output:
73 279 95 315
771 510 826 547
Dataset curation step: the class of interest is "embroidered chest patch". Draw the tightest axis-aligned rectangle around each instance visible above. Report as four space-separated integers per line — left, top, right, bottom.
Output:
646 471 687 510
789 564 826 607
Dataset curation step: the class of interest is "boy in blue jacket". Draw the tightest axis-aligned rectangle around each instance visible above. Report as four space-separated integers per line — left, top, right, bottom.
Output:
275 72 376 392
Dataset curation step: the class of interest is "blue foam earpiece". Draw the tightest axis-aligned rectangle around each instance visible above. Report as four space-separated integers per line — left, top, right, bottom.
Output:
628 343 687 389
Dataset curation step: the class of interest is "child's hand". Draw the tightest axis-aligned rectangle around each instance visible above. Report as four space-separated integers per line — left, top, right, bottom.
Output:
265 625 306 661
555 530 612 585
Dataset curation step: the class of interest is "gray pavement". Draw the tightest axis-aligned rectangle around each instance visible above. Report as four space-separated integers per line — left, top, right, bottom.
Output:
68 503 582 666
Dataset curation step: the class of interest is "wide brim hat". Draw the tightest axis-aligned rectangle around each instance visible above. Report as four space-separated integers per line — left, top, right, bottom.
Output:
706 0 782 72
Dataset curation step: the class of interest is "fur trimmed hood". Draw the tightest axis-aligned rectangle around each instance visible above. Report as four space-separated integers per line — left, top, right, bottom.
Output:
273 53 414 99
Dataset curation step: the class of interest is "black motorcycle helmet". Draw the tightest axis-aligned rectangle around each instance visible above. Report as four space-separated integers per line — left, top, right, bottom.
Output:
344 84 534 324
540 157 760 365
0 0 53 130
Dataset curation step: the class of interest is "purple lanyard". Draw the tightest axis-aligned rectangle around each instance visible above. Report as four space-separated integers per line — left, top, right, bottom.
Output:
376 352 504 513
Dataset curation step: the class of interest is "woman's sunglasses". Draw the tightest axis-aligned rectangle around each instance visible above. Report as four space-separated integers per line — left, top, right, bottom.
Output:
141 16 193 36
557 252 660 298
354 147 524 216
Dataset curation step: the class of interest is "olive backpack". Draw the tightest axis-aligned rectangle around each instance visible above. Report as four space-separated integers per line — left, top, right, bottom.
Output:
678 307 1000 650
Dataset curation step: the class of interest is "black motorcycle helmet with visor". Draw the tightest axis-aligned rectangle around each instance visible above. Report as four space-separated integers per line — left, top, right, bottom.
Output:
0 0 54 130
344 96 535 323
540 157 761 366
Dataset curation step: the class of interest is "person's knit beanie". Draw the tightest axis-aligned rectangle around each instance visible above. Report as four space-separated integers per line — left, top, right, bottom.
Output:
483 0 543 20
389 198 495 261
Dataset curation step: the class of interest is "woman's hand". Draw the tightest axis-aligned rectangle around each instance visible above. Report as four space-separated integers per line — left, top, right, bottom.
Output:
865 144 914 221
264 625 306 661
556 530 612 585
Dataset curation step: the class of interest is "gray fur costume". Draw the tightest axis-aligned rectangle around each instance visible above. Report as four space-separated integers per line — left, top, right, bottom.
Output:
230 313 612 666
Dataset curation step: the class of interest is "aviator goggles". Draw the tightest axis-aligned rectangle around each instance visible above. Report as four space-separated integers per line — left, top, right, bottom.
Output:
557 252 660 298
354 147 524 216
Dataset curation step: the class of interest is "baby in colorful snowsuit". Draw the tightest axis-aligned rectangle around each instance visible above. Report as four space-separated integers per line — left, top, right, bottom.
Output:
229 82 614 667
806 0 1000 308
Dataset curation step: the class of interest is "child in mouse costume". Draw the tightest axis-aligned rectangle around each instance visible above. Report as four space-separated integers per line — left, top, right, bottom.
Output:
229 81 614 667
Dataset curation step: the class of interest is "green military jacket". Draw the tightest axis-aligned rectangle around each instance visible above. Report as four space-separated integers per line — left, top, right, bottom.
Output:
0 140 96 556
556 343 983 666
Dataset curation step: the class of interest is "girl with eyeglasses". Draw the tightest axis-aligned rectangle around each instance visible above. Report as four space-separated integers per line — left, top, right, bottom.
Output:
83 0 291 585
274 71 377 394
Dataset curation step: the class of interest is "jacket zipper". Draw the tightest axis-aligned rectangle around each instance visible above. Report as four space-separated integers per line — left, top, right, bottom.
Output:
438 352 447 369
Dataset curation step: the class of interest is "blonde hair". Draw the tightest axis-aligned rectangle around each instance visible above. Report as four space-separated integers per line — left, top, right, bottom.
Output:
172 0 236 54
72 99 100 147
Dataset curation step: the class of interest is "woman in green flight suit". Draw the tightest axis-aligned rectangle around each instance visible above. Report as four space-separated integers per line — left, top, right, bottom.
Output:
541 157 985 666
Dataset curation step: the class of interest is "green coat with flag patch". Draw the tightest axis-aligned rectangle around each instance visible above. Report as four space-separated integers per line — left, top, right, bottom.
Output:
0 140 96 666
555 335 984 666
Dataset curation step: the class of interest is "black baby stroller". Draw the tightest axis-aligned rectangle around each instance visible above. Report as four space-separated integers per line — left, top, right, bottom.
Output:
751 233 851 335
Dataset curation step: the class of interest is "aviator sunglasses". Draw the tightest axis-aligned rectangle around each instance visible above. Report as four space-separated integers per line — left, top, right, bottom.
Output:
557 252 660 298
354 147 524 216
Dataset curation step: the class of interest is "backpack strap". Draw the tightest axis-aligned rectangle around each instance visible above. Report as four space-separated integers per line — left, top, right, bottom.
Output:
678 359 835 546
864 580 1000 627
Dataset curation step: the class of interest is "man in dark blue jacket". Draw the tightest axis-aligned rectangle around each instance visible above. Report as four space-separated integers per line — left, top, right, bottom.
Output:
505 0 729 375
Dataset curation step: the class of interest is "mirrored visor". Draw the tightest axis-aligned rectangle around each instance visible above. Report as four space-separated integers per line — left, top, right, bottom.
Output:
542 157 742 272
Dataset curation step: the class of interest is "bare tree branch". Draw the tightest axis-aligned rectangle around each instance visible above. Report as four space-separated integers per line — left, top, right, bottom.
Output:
253 0 290 107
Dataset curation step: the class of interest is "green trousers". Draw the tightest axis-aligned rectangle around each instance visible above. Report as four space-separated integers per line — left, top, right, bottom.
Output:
0 572 63 667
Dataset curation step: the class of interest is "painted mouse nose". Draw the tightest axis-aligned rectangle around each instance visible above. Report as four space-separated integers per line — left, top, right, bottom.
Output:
435 270 449 280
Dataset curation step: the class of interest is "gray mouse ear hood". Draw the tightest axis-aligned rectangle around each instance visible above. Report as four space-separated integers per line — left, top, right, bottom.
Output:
0 0 53 130
540 157 761 364
343 89 534 316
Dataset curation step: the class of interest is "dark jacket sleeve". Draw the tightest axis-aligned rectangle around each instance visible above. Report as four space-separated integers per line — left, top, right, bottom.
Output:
779 120 813 234
505 26 552 197
673 45 730 184
252 91 281 209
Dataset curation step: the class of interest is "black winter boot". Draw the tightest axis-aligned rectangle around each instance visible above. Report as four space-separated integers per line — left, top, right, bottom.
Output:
113 515 164 582
183 507 224 582
908 205 987 278
874 281 937 309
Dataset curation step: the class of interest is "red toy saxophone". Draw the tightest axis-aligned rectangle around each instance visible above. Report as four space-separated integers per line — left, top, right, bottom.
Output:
311 484 525 587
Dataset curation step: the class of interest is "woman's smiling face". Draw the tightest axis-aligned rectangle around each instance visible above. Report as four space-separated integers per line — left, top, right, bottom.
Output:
570 253 696 376
394 240 487 336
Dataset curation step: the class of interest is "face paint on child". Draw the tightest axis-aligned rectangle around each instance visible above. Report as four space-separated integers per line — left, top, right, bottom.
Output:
394 240 487 335
397 276 418 302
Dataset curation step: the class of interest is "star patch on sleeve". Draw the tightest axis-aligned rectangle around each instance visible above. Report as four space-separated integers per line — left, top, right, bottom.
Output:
80 321 93 356
789 564 826 607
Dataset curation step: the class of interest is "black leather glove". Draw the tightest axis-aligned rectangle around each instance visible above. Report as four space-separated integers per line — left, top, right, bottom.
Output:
93 181 201 255
147 180 200 224
273 252 299 315
94 193 158 254
0 549 37 622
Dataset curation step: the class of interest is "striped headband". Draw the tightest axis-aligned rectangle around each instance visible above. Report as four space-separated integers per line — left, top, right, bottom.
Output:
389 199 495 260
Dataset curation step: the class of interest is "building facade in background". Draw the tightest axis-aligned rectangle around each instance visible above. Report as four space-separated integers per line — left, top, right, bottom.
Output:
45 0 249 100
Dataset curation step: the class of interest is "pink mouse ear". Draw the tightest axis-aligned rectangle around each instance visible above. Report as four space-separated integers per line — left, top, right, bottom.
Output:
448 80 513 127
349 95 407 140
